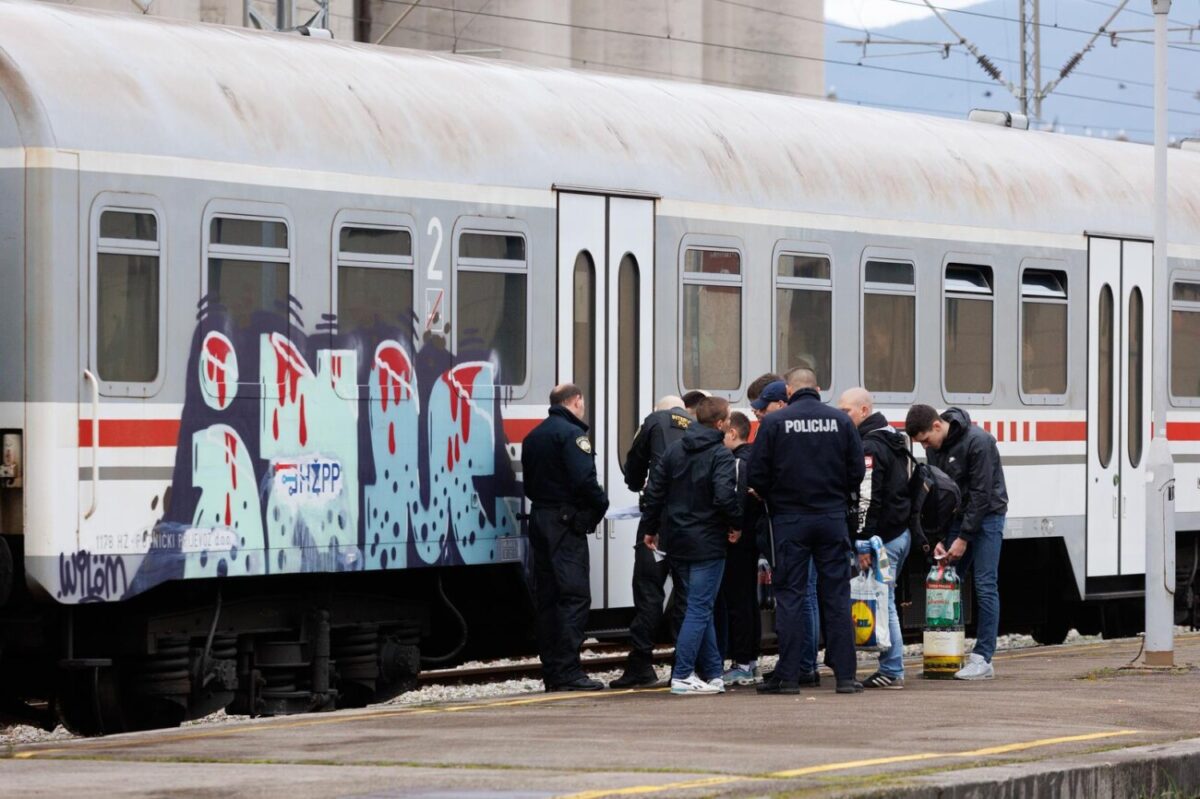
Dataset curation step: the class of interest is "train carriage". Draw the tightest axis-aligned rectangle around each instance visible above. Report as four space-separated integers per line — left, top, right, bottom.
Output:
0 0 1197 733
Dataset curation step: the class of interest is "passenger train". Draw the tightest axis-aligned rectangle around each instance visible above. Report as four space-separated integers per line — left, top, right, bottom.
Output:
0 1 1197 734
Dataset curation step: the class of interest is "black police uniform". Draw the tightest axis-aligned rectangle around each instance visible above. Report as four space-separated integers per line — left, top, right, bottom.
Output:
521 405 609 689
614 406 694 685
747 387 865 689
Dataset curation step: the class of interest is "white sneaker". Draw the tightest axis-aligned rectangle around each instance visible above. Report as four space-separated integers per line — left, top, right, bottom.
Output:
707 677 727 693
954 653 995 680
670 673 722 695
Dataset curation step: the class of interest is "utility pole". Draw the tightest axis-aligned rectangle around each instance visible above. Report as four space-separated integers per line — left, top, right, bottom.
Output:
1018 1 1041 118
1145 0 1176 668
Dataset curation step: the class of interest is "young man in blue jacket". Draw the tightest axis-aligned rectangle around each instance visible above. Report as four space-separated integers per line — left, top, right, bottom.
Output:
641 397 743 695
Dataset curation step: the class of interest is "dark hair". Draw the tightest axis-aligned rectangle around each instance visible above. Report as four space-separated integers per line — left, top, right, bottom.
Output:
905 404 941 437
550 384 583 406
747 372 784 402
728 411 751 442
681 390 708 410
695 396 730 428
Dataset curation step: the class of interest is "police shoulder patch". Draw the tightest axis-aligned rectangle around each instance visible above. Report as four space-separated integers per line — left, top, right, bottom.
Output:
576 436 593 454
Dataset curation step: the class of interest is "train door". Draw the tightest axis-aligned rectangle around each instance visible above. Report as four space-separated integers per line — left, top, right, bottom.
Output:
1086 237 1152 579
556 191 654 609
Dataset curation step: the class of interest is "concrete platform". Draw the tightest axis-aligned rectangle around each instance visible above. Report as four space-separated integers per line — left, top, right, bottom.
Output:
4 634 1200 798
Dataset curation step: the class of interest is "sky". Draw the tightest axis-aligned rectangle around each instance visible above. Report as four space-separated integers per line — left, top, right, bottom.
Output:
824 0 991 29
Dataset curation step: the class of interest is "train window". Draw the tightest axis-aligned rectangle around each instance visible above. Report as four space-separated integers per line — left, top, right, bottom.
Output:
862 259 915 395
96 210 160 384
455 230 528 386
1021 269 1069 398
336 225 415 338
775 253 832 388
1128 288 1144 467
681 247 742 391
207 214 290 332
573 252 596 428
1170 279 1200 400
1097 285 1114 468
617 254 641 460
943 264 994 398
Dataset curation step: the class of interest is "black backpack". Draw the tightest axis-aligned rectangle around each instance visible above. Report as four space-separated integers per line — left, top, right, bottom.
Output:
902 452 961 544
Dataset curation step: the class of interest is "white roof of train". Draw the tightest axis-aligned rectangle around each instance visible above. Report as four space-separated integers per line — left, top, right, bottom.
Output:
2 0 1199 243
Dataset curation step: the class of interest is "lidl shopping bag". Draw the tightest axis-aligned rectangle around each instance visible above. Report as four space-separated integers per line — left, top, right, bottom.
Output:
850 571 891 652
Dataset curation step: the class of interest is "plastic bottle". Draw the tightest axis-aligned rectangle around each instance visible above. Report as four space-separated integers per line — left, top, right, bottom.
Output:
922 562 964 679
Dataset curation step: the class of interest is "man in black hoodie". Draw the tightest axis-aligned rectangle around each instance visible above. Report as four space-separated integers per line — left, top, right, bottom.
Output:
717 411 764 685
905 404 1008 681
749 368 866 695
839 387 916 689
642 397 742 695
521 384 610 692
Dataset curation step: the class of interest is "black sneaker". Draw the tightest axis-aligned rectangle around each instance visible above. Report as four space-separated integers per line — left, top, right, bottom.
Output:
836 680 864 694
862 671 904 690
756 678 800 695
609 669 659 689
796 671 820 687
558 676 605 691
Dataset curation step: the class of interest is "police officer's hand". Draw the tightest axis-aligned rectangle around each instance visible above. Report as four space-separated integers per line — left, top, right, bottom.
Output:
945 538 967 562
857 552 873 573
728 529 741 544
644 534 658 551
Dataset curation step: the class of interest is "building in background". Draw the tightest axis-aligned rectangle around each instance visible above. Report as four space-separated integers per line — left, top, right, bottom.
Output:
38 0 824 100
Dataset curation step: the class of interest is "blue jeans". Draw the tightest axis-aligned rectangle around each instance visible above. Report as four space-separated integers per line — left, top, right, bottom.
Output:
671 558 726 681
799 560 819 675
948 514 1004 662
878 531 911 678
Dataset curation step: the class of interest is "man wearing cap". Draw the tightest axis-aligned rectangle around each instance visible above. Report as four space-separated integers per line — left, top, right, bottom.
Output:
751 379 821 687
610 395 696 688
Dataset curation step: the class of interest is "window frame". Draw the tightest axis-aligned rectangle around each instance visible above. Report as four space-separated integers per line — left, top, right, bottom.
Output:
200 200 295 398
677 233 746 399
771 240 834 400
451 216 532 398
1168 268 1200 407
1018 259 1071 407
88 193 167 398
330 210 418 392
940 256 997 406
859 249 918 405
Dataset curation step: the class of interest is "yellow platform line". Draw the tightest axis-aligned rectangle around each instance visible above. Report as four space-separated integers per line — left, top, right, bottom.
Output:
558 729 1140 798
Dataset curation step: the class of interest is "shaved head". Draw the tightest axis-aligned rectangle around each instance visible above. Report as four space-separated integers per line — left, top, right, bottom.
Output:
784 367 818 395
655 395 685 411
837 386 874 426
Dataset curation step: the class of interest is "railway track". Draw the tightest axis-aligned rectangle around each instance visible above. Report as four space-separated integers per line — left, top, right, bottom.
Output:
417 643 674 686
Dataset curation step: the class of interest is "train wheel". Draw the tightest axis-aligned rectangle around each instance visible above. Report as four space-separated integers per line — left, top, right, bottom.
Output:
55 663 124 737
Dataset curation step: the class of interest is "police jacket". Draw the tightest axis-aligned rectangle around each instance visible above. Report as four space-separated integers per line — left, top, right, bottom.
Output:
731 443 766 553
521 406 609 522
641 425 742 562
926 407 1008 541
747 388 865 517
856 412 913 545
623 407 694 492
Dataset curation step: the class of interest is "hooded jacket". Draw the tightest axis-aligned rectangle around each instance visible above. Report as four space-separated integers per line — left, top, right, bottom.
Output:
641 424 742 562
925 407 1008 541
747 388 865 517
856 412 913 545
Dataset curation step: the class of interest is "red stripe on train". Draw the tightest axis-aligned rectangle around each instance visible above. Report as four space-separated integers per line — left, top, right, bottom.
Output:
1167 422 1200 441
1035 421 1086 442
502 418 540 444
79 419 181 448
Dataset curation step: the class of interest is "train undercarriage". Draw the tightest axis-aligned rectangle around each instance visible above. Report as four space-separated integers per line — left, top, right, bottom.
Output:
0 535 535 736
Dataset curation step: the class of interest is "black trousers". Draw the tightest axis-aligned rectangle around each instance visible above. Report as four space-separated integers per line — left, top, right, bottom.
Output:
529 506 591 685
627 517 686 662
717 542 761 665
772 512 856 682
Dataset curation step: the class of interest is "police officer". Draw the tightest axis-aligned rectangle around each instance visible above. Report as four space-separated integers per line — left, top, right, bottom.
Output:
748 367 866 695
610 395 696 688
521 383 609 691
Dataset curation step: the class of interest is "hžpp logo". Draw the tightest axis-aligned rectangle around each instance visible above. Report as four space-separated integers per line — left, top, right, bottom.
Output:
273 457 344 500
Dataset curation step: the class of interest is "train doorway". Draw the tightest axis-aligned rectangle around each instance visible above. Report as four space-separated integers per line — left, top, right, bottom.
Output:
555 191 655 610
1086 236 1152 580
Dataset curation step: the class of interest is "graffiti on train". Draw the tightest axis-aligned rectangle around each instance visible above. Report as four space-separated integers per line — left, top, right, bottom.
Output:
109 296 524 600
56 550 130 602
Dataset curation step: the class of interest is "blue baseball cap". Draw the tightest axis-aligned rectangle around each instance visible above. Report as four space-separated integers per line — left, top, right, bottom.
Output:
750 380 788 410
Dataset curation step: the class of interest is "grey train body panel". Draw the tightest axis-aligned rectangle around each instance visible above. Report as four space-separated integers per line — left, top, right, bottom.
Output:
0 0 1192 622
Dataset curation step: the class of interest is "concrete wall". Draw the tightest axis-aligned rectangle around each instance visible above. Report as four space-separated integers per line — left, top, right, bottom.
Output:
366 0 825 99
